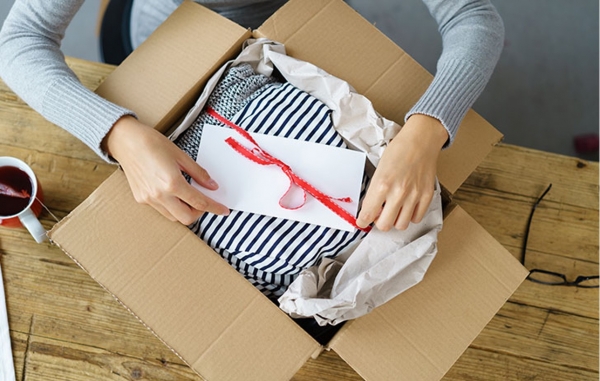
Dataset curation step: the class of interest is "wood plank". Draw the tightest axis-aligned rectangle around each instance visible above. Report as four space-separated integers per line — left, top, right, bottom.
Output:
9 330 27 381
22 334 199 381
443 347 599 381
472 301 598 371
454 187 598 264
293 350 362 381
510 277 599 320
0 100 100 164
454 143 598 264
457 144 599 210
455 187 598 263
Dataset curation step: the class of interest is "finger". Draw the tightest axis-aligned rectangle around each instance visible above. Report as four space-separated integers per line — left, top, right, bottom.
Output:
172 149 229 215
147 199 178 222
178 181 230 216
411 191 434 224
177 150 219 190
356 187 387 228
161 195 204 226
394 198 418 230
374 197 404 231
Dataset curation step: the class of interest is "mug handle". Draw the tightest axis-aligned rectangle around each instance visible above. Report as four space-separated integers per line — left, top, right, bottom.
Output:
19 208 47 243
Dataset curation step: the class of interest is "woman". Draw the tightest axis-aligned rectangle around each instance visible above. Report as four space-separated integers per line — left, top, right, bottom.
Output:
0 0 504 231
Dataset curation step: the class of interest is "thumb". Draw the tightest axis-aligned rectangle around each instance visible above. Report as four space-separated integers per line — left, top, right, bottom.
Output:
176 150 219 190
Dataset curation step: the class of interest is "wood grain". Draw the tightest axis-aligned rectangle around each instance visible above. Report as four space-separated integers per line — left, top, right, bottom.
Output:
0 56 597 381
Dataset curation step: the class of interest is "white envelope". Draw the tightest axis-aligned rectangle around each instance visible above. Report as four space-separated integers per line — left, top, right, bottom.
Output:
193 124 366 231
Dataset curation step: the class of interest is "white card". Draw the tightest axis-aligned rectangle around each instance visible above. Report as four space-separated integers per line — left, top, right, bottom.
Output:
193 124 366 231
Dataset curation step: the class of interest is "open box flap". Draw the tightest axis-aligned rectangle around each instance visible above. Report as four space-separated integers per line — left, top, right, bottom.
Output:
256 0 503 194
48 171 320 381
95 1 251 134
328 205 528 381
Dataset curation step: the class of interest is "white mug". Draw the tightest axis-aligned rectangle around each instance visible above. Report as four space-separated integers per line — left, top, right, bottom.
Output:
0 157 47 243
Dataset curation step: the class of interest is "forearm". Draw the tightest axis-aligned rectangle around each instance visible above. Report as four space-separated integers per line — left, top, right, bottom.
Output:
409 0 505 147
0 0 134 161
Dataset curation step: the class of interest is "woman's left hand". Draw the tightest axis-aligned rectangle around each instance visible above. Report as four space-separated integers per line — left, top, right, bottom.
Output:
356 114 448 231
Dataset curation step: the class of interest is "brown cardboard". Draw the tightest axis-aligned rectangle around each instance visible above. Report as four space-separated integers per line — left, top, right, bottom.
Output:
51 171 320 381
49 1 528 380
329 205 528 380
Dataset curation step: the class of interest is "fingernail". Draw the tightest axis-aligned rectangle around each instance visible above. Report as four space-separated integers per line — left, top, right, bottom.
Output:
208 179 218 189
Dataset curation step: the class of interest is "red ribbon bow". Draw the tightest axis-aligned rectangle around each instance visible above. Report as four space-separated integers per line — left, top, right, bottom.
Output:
206 107 370 232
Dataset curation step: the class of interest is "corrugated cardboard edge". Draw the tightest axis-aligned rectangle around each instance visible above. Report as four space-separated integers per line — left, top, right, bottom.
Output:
328 205 529 381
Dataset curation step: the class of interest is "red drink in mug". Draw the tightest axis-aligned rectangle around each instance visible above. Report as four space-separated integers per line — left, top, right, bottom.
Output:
0 157 46 243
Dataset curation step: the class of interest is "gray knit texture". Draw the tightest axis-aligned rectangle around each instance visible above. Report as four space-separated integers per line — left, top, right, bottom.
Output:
175 63 279 162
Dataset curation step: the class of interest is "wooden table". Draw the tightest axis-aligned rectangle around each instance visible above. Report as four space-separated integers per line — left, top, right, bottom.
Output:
0 57 598 381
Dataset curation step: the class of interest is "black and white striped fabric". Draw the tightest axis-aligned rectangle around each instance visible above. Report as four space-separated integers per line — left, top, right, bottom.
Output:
176 64 369 300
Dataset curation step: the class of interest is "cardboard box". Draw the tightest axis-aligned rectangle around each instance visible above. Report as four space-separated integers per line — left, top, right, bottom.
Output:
49 1 529 380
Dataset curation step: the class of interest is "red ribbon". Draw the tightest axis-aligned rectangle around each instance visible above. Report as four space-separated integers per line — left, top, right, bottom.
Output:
206 107 370 232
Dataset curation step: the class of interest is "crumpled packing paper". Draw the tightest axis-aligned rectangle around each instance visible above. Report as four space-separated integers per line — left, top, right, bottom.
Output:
0 262 15 381
171 39 443 326
170 38 401 165
279 185 442 325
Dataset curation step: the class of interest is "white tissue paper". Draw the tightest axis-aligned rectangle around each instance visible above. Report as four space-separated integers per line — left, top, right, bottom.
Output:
279 185 442 325
171 39 443 326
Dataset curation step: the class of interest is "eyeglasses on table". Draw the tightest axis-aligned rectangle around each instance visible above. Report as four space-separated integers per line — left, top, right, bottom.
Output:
520 183 599 288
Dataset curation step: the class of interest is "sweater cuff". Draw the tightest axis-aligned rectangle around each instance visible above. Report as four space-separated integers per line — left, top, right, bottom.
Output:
405 59 487 148
42 76 136 162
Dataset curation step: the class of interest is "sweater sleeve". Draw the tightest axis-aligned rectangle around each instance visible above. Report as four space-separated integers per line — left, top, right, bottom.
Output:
0 0 135 162
407 0 505 147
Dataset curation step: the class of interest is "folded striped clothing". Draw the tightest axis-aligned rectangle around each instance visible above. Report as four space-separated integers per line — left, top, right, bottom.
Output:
175 63 369 301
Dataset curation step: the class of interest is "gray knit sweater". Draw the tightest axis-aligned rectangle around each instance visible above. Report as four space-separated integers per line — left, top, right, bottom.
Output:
0 0 504 161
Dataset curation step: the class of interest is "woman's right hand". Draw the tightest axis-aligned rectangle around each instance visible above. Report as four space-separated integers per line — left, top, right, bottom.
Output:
101 115 230 225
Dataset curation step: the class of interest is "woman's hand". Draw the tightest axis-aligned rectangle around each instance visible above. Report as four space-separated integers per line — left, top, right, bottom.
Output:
102 115 230 225
356 114 448 231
